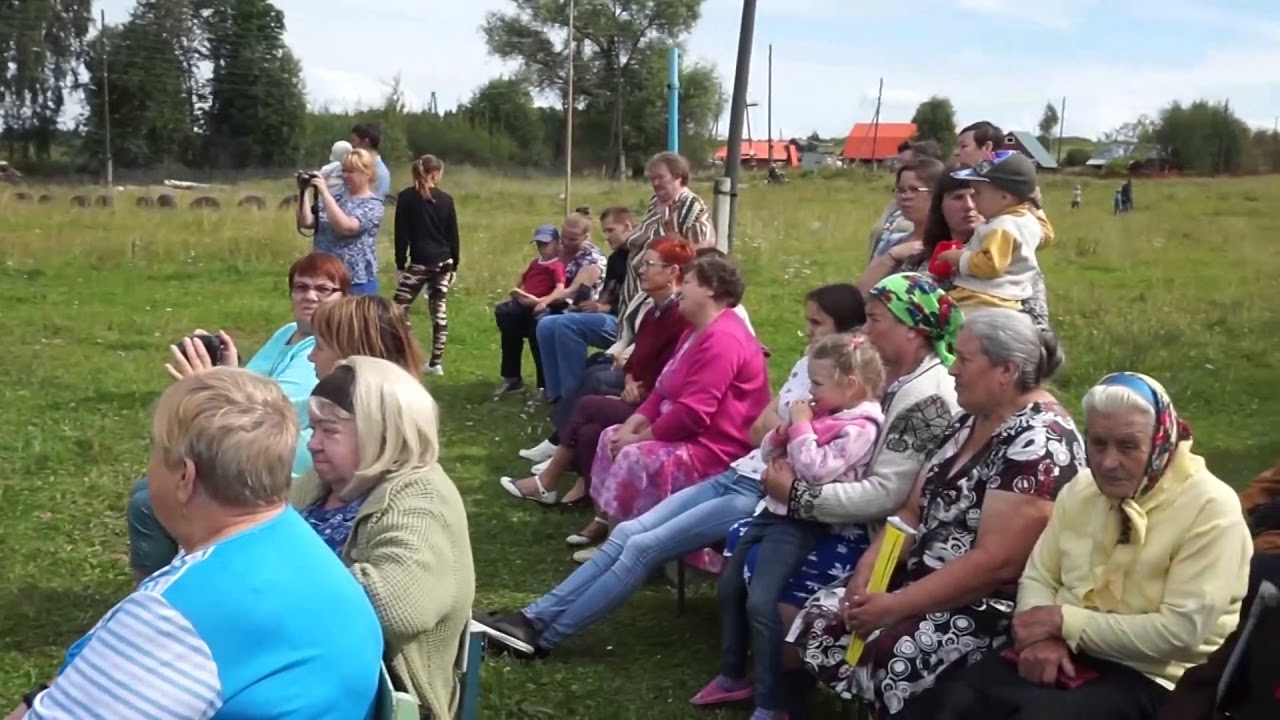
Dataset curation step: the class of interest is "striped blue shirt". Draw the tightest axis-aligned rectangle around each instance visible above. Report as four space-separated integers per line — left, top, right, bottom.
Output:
29 508 382 719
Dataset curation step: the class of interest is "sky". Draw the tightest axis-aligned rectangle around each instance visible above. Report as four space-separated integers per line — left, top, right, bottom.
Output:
95 0 1280 139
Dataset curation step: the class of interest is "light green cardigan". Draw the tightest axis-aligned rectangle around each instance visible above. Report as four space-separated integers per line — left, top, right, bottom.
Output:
292 463 475 719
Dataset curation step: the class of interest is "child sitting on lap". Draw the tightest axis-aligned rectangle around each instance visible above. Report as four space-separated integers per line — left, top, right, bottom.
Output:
935 152 1044 314
693 333 886 720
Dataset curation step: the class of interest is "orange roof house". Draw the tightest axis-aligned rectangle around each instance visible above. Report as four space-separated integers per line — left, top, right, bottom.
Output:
841 122 917 162
714 141 799 167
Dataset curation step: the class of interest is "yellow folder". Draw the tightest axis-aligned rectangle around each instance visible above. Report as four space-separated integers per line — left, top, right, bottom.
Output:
844 516 917 664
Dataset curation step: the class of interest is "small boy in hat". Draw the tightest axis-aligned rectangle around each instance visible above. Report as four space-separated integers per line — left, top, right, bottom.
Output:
935 152 1046 313
509 224 567 310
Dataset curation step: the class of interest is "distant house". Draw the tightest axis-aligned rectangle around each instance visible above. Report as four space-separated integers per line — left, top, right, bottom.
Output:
714 141 799 168
1002 131 1059 170
841 122 916 164
1086 141 1171 172
800 151 837 170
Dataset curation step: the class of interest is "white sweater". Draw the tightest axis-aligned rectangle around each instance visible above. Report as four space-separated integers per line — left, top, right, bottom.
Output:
785 355 959 527
953 203 1044 302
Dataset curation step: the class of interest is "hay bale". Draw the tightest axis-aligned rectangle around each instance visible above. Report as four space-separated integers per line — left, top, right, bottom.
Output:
237 195 266 210
278 195 295 210
94 194 114 208
37 193 53 204
13 191 32 202
70 194 91 208
136 196 155 208
157 194 178 209
189 196 221 210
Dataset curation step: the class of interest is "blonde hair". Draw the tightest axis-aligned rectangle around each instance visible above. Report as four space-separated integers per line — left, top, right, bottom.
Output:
809 332 887 399
563 212 592 236
308 356 440 500
152 367 298 507
312 296 424 380
342 147 377 182
412 154 444 201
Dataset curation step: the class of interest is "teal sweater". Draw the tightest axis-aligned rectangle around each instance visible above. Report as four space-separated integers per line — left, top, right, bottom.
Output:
244 322 318 476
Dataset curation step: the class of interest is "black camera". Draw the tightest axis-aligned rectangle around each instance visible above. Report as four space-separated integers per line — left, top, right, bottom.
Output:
295 170 319 191
174 333 223 366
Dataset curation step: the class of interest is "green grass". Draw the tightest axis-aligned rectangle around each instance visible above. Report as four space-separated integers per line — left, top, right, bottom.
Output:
1 168 1278 717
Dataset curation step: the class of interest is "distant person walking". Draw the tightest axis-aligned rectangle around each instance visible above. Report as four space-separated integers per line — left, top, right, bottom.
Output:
1071 184 1082 210
350 122 391 197
1121 177 1135 212
1114 188 1123 215
393 154 459 376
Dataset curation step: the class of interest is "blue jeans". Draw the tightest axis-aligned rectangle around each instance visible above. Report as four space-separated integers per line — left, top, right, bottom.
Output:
535 312 618 400
349 279 379 296
127 476 179 576
719 510 828 710
522 468 762 649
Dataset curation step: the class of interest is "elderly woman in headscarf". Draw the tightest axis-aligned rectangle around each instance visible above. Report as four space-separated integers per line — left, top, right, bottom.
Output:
940 372 1253 720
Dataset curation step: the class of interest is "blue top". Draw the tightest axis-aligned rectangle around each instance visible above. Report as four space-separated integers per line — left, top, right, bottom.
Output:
374 156 391 197
32 508 382 719
244 322 319 477
313 193 385 285
300 494 365 553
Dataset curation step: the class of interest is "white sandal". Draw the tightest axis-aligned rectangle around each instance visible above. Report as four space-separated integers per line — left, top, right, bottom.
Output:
499 476 558 506
566 517 608 546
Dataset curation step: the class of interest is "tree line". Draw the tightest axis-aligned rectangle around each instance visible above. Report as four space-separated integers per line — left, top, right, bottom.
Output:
907 94 1280 175
2 0 723 179
3 0 1277 178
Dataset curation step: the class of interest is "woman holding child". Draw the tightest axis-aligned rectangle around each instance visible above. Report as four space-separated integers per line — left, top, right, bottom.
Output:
788 307 1086 719
940 373 1252 720
473 282 866 660
299 148 386 296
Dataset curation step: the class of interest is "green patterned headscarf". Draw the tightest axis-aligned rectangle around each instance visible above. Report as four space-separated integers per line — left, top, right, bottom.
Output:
869 272 964 366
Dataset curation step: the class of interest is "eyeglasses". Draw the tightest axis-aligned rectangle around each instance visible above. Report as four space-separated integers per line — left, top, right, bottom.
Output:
292 283 340 297
893 186 932 196
640 260 672 271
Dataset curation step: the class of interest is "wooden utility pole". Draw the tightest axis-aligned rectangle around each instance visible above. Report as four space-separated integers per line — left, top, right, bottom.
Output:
564 0 575 215
1056 96 1067 165
100 9 114 188
766 44 772 166
869 77 883 170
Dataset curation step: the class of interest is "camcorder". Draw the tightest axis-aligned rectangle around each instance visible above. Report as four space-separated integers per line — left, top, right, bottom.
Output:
295 170 320 191
294 171 322 234
173 333 223 366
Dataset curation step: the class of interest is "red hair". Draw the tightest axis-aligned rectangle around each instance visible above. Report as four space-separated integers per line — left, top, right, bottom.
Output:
288 252 352 294
649 235 696 279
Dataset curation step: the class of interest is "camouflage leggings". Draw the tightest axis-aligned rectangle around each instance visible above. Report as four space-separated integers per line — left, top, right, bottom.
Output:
394 260 454 365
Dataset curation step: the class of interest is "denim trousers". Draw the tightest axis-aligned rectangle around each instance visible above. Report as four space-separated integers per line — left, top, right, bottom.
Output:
719 510 828 710
523 468 762 649
535 312 618 400
127 476 179 576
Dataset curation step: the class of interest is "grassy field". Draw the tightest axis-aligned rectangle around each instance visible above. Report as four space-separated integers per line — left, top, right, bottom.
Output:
1 167 1277 718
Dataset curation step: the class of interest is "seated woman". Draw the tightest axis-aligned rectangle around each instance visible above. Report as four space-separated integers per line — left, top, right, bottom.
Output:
788 308 1086 718
582 252 771 554
857 157 945 293
499 236 695 507
308 294 425 380
126 251 349 582
942 373 1253 720
291 357 475 720
474 283 866 659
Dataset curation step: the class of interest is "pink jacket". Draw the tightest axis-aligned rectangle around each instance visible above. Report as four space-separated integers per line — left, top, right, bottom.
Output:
636 309 770 479
760 400 885 516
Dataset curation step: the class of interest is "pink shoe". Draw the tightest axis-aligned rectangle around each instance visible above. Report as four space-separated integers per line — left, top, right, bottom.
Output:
690 676 754 706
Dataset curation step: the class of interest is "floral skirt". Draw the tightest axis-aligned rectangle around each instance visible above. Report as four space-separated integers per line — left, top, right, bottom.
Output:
724 517 870 607
589 424 703 522
786 582 1013 717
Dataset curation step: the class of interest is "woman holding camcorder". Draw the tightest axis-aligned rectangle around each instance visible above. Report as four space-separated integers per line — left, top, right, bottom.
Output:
297 147 385 296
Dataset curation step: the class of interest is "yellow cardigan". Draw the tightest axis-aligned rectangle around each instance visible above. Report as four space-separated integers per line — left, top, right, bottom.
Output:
1017 443 1253 689
292 464 476 719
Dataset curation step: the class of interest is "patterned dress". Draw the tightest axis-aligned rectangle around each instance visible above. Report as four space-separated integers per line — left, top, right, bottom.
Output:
562 241 608 303
588 336 703 521
299 495 364 554
312 193 385 285
787 401 1085 717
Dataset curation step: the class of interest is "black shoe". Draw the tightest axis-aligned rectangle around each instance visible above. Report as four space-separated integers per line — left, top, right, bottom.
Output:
493 379 525 397
474 611 546 659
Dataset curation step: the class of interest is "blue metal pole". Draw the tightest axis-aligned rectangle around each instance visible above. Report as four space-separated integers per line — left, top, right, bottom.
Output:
667 47 680 152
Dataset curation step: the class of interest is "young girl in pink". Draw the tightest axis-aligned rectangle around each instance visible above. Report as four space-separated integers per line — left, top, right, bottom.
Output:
694 333 886 720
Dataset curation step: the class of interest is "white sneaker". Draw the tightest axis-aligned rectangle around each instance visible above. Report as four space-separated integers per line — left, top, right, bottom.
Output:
572 546 600 563
424 363 444 376
531 458 551 475
518 439 557 463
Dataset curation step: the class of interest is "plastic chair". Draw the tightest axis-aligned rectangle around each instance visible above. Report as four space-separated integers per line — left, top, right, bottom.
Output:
455 620 486 720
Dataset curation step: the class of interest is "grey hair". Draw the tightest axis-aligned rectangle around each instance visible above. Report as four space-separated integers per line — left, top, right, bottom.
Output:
1081 384 1157 430
963 308 1065 391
